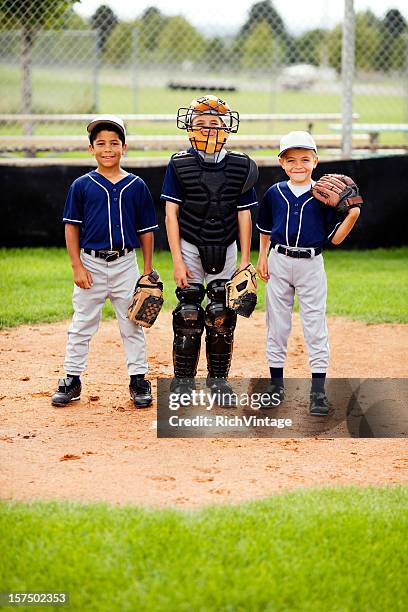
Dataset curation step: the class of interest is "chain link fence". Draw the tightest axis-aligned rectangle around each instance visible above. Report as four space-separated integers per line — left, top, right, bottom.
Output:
0 0 407 154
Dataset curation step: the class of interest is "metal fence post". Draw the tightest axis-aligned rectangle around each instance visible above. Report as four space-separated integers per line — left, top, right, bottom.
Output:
91 30 100 113
132 29 138 113
341 0 355 159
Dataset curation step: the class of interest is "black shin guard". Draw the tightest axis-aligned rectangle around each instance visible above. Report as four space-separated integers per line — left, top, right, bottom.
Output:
205 279 237 378
172 284 205 378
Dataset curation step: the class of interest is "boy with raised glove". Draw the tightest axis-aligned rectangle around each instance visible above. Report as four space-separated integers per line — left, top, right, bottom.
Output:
256 131 361 415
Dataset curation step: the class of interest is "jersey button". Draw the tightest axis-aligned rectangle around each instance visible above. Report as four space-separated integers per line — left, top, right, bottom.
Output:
115 224 120 228
113 188 117 192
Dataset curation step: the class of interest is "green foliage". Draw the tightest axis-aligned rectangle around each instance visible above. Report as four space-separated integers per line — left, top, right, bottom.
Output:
154 15 205 65
103 21 135 65
241 21 282 71
294 28 327 66
90 4 118 52
240 0 288 43
0 0 79 30
355 11 381 71
204 36 229 71
138 6 168 57
1 487 408 611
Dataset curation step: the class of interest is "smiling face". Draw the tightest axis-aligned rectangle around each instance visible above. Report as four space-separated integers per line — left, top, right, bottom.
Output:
279 148 318 186
88 129 127 169
189 113 228 154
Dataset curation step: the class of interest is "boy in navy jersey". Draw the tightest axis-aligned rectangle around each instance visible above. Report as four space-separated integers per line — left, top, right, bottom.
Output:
256 131 360 415
52 115 159 409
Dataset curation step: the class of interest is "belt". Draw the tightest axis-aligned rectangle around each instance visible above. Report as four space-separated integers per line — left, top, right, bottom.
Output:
273 244 322 259
83 248 133 262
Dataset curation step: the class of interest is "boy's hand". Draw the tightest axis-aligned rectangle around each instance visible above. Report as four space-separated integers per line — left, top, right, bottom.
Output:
73 263 93 289
238 260 257 288
256 255 269 282
174 261 193 288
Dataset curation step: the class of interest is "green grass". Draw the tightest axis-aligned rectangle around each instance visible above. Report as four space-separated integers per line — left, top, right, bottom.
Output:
1 486 407 611
0 248 407 328
324 248 408 323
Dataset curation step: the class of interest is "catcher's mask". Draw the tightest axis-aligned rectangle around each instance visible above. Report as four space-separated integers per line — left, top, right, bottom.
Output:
177 95 239 155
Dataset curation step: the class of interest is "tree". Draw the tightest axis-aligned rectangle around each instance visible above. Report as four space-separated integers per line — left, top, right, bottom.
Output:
0 0 79 119
204 36 229 71
240 0 287 41
378 9 407 71
90 4 118 53
235 0 290 63
355 11 380 72
383 8 406 37
155 16 205 65
241 21 281 71
327 10 382 74
61 7 87 30
103 21 135 66
139 6 168 58
327 24 342 73
294 28 327 67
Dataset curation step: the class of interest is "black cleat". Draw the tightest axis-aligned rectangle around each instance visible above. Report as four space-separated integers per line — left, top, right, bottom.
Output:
206 377 236 407
170 377 196 398
309 391 329 416
260 383 284 410
51 376 81 407
129 377 153 409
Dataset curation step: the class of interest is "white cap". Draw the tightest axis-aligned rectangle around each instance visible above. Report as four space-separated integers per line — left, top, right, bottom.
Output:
87 114 126 138
278 131 317 157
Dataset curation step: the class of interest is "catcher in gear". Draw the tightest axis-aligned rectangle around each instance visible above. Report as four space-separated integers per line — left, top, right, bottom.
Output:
257 131 361 415
162 95 258 404
128 269 164 328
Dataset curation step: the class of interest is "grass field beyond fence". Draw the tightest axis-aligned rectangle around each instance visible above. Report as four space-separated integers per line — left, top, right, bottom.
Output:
0 247 407 328
1 486 407 612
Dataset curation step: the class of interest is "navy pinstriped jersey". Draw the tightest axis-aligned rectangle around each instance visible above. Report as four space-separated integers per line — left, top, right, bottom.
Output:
256 181 341 248
160 148 258 211
63 171 158 250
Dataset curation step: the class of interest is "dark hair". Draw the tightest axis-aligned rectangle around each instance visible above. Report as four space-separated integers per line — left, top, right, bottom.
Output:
89 122 125 145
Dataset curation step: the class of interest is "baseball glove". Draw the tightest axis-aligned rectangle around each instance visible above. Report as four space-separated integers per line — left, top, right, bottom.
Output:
311 174 363 214
127 269 164 328
225 263 257 318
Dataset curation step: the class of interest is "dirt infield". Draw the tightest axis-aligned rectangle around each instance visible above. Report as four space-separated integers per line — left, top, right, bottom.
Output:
1 313 407 508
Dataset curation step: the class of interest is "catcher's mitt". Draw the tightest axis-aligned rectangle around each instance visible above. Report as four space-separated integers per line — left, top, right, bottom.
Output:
225 263 257 318
311 174 363 214
127 269 163 328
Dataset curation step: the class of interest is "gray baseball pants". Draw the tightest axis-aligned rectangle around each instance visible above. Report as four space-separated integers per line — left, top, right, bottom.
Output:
180 238 237 285
64 250 147 377
266 248 329 373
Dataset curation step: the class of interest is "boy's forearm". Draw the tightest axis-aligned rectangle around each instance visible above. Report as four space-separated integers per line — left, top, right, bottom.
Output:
259 233 271 257
165 203 184 265
238 210 252 264
138 232 154 274
65 224 82 268
331 208 361 245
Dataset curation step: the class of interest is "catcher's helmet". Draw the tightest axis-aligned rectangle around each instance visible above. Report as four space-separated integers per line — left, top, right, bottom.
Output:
177 95 239 154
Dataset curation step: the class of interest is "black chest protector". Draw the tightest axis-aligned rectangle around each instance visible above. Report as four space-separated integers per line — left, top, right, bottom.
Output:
171 151 258 274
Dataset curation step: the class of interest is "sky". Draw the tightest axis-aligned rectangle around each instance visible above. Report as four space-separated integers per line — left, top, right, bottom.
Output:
75 0 408 34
